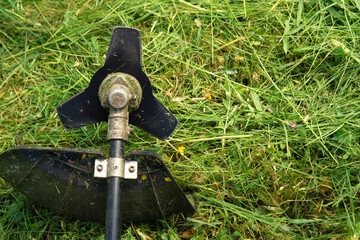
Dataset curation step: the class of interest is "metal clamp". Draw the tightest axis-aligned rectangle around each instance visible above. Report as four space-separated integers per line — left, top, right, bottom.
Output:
94 158 138 179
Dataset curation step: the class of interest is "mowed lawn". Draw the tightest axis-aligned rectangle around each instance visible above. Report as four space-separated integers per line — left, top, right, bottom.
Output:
1 0 360 239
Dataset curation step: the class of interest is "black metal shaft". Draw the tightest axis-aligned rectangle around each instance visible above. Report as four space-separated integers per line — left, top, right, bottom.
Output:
105 139 124 240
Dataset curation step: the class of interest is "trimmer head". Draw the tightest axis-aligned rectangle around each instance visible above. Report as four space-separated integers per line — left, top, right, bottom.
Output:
56 27 178 140
0 27 195 238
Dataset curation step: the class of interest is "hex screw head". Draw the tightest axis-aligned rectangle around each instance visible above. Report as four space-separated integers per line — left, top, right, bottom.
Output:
129 165 135 173
97 164 103 172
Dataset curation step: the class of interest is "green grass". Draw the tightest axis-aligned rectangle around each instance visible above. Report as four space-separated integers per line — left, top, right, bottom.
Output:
1 0 360 239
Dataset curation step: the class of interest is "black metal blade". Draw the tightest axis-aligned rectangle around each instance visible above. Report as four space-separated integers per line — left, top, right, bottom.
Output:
56 89 108 129
56 27 178 140
130 90 179 140
0 147 195 222
105 27 142 67
57 27 142 130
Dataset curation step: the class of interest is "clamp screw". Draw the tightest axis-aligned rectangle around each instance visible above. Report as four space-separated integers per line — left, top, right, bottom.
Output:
129 165 135 173
97 164 103 172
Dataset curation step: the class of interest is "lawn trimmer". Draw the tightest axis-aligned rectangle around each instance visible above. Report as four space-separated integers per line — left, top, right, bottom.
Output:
0 27 195 239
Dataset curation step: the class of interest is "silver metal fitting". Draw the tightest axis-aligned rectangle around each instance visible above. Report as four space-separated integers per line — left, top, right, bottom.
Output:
94 158 138 179
108 87 129 109
94 159 108 178
98 72 143 142
107 157 125 177
99 73 142 111
124 161 138 179
107 107 131 141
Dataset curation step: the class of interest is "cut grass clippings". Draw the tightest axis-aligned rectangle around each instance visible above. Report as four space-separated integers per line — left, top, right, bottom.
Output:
1 0 360 239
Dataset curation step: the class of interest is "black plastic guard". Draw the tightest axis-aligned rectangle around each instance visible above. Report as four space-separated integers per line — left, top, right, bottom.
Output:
0 147 195 223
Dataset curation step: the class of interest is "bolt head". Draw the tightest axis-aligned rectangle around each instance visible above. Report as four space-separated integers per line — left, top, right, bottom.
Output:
97 164 103 171
129 165 135 173
108 88 129 109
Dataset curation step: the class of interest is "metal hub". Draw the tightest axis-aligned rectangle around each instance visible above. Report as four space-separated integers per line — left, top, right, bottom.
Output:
99 73 142 111
98 73 143 142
